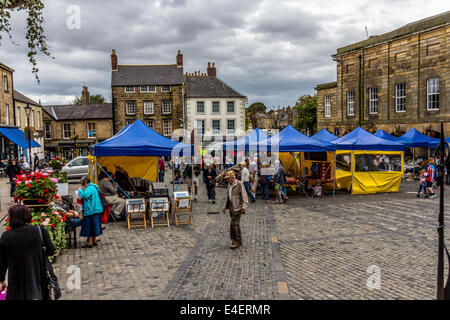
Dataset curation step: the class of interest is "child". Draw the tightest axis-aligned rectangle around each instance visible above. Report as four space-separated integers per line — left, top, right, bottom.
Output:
417 169 427 198
425 158 437 199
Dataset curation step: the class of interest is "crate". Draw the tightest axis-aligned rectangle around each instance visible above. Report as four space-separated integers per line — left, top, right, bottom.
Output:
151 182 169 197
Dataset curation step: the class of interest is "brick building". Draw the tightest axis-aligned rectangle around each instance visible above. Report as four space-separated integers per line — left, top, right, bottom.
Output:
110 49 184 137
316 11 449 137
42 86 113 159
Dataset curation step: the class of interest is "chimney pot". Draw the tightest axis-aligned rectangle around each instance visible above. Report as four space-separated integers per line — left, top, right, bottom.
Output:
81 86 90 105
207 62 217 77
111 49 118 71
176 50 183 67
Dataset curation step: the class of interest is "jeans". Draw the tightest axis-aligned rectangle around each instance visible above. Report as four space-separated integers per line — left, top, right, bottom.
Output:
446 173 450 185
207 183 216 201
243 181 255 202
418 182 427 195
260 183 269 200
158 171 165 182
70 218 82 228
9 179 15 197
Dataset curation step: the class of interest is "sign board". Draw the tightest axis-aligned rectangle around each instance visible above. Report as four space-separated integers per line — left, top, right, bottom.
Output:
334 128 340 136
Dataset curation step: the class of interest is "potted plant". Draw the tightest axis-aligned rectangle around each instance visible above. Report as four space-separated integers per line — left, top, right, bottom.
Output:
14 171 57 209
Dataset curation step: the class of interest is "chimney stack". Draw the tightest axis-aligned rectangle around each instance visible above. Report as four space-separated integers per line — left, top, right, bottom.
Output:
111 49 118 71
176 50 183 67
81 86 90 105
207 62 216 77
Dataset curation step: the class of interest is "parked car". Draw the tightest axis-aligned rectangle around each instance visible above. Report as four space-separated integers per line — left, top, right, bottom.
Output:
62 156 90 180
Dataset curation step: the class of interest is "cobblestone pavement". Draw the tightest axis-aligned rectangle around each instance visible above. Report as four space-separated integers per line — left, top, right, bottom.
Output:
1 174 448 300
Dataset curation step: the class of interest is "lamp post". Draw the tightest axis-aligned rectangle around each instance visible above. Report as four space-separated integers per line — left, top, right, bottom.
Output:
24 104 32 168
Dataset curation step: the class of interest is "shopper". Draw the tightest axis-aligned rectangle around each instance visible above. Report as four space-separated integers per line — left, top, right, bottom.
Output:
425 158 437 199
184 163 201 202
249 156 259 196
158 156 166 182
273 160 288 204
99 173 125 220
204 162 217 204
222 170 248 249
77 176 104 248
0 205 56 300
417 169 427 198
240 161 255 203
446 157 450 185
259 162 270 200
33 153 40 172
6 159 21 202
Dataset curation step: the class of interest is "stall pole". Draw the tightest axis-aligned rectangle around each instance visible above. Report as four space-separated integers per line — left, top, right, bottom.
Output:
413 147 415 179
351 150 354 196
333 151 337 198
191 155 194 196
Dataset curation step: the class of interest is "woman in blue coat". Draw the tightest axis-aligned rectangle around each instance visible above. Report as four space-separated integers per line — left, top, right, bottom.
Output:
77 176 104 248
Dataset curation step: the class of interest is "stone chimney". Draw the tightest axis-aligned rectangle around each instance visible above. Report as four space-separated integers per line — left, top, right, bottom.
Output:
207 62 216 77
81 86 90 105
111 49 118 71
176 50 183 67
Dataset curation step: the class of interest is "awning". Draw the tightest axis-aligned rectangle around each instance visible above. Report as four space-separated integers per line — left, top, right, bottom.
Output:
0 127 40 149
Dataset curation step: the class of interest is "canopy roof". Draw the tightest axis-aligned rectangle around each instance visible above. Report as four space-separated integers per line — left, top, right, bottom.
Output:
333 127 404 151
94 119 190 156
254 125 335 152
396 128 440 148
311 129 338 141
373 129 403 143
223 128 269 151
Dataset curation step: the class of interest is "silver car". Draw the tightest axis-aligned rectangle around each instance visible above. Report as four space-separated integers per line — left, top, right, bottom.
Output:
62 156 90 180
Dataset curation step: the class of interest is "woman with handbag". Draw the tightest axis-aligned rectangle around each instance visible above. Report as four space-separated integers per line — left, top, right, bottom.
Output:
0 205 56 300
77 176 104 248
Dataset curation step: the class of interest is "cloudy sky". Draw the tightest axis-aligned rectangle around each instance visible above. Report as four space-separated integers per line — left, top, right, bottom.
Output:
1 0 448 108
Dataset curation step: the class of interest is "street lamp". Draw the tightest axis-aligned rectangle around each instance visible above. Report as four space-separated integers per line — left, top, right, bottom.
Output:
24 104 32 168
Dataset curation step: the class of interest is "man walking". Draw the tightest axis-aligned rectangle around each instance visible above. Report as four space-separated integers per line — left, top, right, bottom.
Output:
204 162 217 204
6 159 20 202
158 156 166 182
99 172 126 220
240 161 255 203
33 153 40 172
222 170 248 249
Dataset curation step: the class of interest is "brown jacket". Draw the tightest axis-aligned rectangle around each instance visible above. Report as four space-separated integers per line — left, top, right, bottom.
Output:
224 179 249 213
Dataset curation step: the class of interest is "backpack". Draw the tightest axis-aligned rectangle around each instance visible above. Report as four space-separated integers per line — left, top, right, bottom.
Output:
259 175 268 185
93 184 108 211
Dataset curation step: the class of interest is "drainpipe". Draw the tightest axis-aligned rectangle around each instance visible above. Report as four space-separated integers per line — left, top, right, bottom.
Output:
358 53 364 127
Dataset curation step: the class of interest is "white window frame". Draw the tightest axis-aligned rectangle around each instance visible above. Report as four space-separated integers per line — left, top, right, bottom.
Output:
347 91 355 116
212 120 221 135
227 101 235 114
324 94 331 118
16 106 21 127
125 86 135 93
395 83 406 113
197 101 205 114
145 119 154 129
87 123 96 138
63 123 71 139
196 120 205 135
140 85 156 93
227 119 235 135
162 101 172 114
3 75 7 92
125 101 136 115
212 101 220 114
369 87 378 114
427 78 439 110
162 119 172 136
31 110 35 127
37 111 41 129
5 103 9 125
161 85 171 92
143 101 154 115
44 123 51 140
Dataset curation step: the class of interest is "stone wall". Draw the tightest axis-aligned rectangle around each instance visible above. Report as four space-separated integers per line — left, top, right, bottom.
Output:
0 65 14 126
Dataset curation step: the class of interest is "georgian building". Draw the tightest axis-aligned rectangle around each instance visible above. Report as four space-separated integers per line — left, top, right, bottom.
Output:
316 11 449 137
185 62 247 141
0 62 16 159
13 90 45 160
110 49 184 137
42 86 113 159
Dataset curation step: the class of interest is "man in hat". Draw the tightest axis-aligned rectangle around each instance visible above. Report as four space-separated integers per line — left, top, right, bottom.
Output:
222 170 248 249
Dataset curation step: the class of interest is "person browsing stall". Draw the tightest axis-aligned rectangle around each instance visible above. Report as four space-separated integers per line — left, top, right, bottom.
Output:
99 172 125 220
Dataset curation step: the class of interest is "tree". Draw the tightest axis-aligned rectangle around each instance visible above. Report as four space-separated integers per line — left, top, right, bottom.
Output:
245 102 266 130
294 94 317 135
0 0 50 83
73 94 108 104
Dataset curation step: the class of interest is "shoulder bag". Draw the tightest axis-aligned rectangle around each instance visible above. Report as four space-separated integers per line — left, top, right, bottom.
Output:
37 226 61 300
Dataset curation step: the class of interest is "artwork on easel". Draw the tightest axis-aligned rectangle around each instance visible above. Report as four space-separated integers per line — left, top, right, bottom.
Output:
150 197 169 211
173 191 191 208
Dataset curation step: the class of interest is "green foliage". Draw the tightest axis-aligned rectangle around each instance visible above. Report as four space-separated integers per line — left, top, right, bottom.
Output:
246 102 267 129
294 94 317 134
0 0 51 83
73 94 108 104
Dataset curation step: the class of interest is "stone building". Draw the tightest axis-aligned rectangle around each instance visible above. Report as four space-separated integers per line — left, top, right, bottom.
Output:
13 90 45 160
110 49 184 137
185 62 247 141
42 86 113 159
316 11 449 137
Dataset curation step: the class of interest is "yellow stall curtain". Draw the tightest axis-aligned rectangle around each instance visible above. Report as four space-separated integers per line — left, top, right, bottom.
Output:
96 156 158 182
351 150 403 195
279 152 301 177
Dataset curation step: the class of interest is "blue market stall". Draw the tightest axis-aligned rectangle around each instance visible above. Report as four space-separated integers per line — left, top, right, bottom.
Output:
93 119 190 182
333 127 404 194
311 129 338 142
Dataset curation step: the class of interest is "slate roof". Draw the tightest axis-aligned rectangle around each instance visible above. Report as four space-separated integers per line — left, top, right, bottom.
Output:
13 90 41 106
42 103 112 120
111 64 184 86
185 76 246 98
